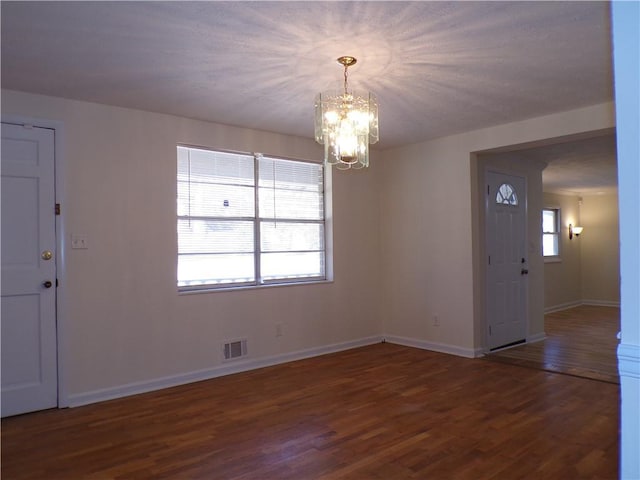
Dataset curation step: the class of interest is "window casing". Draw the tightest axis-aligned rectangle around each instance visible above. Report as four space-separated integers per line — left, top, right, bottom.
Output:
177 146 326 290
542 208 560 258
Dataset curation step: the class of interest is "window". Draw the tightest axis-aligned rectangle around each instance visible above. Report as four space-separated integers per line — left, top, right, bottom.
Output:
496 183 518 206
177 146 326 290
542 208 560 257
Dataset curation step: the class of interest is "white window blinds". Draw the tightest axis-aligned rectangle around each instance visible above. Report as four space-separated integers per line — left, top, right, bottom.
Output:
177 146 325 289
258 155 325 282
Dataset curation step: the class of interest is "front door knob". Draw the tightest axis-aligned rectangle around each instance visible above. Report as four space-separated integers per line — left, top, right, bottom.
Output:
43 280 53 288
41 250 53 261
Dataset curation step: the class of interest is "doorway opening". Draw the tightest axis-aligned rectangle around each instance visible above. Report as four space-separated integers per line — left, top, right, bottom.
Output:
475 129 620 382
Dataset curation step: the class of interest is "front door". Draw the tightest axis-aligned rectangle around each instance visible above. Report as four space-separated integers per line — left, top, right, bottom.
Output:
1 122 58 417
486 171 527 350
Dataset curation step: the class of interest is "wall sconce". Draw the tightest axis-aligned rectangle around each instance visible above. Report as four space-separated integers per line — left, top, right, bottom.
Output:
569 224 583 240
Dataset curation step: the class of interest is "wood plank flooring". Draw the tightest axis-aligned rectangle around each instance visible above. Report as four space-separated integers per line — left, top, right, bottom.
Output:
2 343 619 479
486 305 620 384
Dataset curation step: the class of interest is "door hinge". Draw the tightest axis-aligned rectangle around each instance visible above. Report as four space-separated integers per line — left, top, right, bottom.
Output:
488 255 491 265
55 203 61 215
487 185 490 195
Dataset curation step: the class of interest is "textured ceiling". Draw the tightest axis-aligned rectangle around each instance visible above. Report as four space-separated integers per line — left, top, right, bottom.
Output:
493 133 617 196
1 1 615 191
537 134 618 196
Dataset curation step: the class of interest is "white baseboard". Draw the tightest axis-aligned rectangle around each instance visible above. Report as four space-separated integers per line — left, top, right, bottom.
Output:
527 332 546 343
582 299 621 308
618 343 640 379
66 335 383 408
383 335 483 358
544 299 620 314
544 301 582 314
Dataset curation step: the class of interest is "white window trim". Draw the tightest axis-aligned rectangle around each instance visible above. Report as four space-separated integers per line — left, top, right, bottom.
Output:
177 145 332 292
179 278 334 295
544 255 562 264
542 207 561 261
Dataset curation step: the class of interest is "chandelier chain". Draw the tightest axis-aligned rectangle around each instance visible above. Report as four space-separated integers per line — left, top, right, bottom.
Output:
343 64 349 94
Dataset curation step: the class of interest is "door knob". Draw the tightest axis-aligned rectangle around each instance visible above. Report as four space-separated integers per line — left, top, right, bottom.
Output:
521 269 529 275
41 250 53 261
43 280 53 288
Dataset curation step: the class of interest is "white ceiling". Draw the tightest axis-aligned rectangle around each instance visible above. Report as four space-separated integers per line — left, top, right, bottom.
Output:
508 133 618 196
535 134 618 196
1 1 616 191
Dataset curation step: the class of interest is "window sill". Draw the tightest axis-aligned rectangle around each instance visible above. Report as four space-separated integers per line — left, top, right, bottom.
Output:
544 256 562 264
178 279 334 295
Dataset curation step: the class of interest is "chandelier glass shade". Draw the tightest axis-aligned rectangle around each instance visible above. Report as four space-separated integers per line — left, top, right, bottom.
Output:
314 56 379 170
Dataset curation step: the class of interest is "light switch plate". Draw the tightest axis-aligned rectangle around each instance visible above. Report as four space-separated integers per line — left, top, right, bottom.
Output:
71 234 88 249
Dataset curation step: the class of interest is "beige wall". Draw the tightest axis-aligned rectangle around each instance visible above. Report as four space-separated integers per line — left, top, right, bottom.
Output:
543 192 583 310
1 88 616 403
580 193 620 304
379 103 615 355
1 89 384 403
542 192 620 310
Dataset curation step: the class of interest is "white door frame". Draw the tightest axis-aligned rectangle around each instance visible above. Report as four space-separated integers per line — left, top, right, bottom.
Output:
2 115 68 408
484 167 529 353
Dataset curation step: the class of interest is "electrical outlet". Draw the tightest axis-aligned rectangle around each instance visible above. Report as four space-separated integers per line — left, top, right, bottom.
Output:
433 315 440 327
276 323 283 337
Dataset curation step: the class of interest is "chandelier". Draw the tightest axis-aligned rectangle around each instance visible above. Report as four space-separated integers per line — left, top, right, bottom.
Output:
314 56 379 169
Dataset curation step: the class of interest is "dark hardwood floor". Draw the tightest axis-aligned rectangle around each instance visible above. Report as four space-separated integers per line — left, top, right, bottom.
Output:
486 305 620 384
2 343 618 479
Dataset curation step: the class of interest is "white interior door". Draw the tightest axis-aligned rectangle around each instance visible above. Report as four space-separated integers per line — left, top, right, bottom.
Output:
486 171 527 350
1 122 58 417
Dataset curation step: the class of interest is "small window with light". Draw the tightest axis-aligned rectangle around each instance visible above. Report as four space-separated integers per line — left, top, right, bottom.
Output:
542 208 560 258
